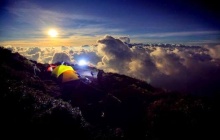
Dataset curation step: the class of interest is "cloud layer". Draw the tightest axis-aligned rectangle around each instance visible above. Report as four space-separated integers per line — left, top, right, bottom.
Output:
6 35 220 95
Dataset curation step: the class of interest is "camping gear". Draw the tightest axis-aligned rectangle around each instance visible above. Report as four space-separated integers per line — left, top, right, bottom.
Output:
52 65 79 83
47 64 57 72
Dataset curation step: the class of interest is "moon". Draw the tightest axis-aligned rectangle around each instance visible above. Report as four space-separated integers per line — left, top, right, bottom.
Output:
48 29 58 37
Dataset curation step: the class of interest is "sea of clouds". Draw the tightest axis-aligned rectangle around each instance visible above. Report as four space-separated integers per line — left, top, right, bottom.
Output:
5 35 220 95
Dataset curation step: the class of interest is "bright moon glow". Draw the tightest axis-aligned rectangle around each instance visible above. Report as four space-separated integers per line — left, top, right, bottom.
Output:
48 29 58 37
78 60 87 66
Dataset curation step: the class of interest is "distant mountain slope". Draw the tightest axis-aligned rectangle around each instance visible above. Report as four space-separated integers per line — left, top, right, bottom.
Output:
0 46 219 140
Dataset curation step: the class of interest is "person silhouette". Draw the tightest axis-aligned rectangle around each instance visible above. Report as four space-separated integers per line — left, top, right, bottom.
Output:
91 71 94 77
33 64 41 76
97 70 104 86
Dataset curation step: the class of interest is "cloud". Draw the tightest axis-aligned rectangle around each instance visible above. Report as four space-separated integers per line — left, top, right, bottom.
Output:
150 47 185 75
96 35 132 73
5 35 220 95
73 51 101 65
51 52 71 64
133 31 220 38
7 1 97 27
94 35 220 95
128 46 156 82
119 36 130 44
27 47 41 55
205 45 220 59
25 52 40 62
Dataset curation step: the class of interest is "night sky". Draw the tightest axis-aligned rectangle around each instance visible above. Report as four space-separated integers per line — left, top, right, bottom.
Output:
0 0 220 47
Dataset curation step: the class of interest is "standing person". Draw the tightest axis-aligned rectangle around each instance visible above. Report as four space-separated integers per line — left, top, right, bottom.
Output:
33 64 41 76
97 70 104 86
91 71 94 77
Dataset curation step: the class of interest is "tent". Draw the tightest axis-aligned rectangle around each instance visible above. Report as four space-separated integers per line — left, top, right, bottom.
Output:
52 65 79 83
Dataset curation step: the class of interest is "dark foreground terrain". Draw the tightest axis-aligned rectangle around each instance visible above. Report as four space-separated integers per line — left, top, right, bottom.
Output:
0 47 219 140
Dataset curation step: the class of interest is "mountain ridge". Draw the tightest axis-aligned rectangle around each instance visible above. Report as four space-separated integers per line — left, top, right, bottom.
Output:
0 46 219 140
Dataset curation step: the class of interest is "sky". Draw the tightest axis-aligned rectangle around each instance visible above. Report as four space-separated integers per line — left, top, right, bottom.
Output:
1 0 220 95
0 0 220 47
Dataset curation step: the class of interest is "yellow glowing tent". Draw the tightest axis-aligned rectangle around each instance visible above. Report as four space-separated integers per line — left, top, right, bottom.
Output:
52 65 79 83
